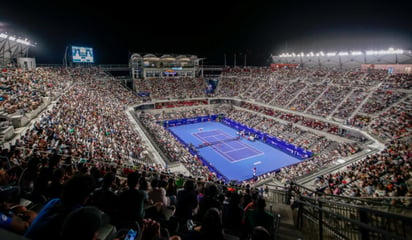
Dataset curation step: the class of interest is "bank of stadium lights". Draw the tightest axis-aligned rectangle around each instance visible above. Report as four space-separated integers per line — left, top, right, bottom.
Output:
278 48 405 57
351 51 363 56
365 48 404 55
0 32 35 46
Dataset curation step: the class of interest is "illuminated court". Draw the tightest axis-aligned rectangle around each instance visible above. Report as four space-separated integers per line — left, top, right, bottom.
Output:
169 121 301 182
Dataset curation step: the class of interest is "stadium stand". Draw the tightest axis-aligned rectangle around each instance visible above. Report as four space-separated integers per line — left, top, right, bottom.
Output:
0 57 411 240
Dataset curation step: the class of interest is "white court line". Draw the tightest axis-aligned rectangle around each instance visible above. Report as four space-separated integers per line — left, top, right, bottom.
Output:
193 128 263 162
221 146 249 154
210 144 264 162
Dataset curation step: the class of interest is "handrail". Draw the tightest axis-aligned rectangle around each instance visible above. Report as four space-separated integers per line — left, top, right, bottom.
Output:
290 182 412 212
295 197 412 240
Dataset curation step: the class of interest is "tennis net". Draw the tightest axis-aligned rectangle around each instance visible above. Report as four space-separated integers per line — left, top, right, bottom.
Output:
196 136 241 149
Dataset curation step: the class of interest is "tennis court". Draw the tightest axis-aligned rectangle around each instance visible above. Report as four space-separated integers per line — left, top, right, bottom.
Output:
169 121 301 182
192 129 263 162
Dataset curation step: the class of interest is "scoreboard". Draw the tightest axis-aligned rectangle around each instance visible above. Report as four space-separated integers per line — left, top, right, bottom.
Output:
72 46 94 63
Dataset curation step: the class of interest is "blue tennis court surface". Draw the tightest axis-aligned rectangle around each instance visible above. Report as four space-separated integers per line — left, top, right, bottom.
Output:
192 129 263 162
169 121 301 182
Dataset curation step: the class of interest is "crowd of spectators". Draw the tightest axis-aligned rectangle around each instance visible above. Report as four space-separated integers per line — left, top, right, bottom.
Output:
0 65 411 239
131 67 410 188
215 68 409 125
140 105 362 184
154 100 208 110
384 73 412 89
139 110 218 180
0 67 72 115
1 143 278 240
135 77 207 100
369 97 412 141
333 88 369 120
288 83 327 112
359 88 406 114
312 139 412 206
306 85 352 117
0 67 278 240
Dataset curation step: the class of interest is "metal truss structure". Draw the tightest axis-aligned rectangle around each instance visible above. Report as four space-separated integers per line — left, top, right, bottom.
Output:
0 33 34 67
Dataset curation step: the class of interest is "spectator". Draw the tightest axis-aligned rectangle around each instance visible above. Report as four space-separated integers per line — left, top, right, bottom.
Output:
184 207 225 240
90 172 117 221
222 191 243 235
165 177 177 206
148 178 168 207
116 171 147 228
46 168 65 200
60 206 107 240
243 197 274 239
250 226 271 240
0 174 35 234
196 183 221 222
173 180 198 233
24 174 96 240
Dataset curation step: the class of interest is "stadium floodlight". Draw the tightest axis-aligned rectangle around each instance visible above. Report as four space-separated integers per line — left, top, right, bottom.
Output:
16 38 32 46
366 48 404 55
366 50 376 55
387 48 404 54
0 33 34 46
275 48 406 58
279 53 296 58
351 51 363 56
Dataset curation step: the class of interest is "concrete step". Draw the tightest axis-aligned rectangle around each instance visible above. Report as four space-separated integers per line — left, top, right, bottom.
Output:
277 222 304 240
268 204 304 240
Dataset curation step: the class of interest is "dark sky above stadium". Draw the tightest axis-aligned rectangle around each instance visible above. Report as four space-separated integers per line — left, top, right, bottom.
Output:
1 0 411 66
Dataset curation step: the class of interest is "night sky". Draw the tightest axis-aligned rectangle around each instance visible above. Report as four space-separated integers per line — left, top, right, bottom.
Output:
1 1 411 66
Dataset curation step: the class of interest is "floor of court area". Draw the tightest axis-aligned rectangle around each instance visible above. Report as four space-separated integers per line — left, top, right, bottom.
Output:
168 121 301 182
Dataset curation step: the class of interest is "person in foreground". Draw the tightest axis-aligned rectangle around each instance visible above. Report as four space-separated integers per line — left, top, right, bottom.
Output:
60 206 107 240
24 174 96 240
184 207 225 240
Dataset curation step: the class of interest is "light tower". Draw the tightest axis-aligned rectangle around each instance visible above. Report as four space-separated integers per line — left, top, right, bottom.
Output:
0 32 35 67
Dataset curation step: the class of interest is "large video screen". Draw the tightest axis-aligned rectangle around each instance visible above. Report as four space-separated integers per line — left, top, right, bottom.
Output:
72 46 94 63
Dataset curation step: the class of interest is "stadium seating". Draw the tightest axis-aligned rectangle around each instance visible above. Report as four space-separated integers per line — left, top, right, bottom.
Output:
0 65 410 239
